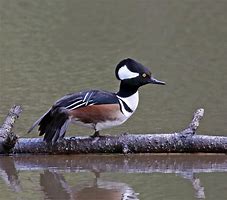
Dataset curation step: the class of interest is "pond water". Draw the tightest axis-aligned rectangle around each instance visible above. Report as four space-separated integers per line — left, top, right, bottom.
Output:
0 0 227 199
1 154 227 200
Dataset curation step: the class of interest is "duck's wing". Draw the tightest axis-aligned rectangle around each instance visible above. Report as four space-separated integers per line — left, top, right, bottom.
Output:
54 90 119 110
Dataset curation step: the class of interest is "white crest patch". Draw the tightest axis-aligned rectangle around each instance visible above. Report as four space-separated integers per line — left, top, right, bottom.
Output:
118 65 139 80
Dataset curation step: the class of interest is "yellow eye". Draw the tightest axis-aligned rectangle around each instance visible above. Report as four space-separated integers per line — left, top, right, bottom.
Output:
142 73 147 78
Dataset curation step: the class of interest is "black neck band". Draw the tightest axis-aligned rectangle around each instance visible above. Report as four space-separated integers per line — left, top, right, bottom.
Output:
117 82 139 97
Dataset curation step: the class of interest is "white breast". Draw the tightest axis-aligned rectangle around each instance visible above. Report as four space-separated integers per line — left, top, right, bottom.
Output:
117 91 139 117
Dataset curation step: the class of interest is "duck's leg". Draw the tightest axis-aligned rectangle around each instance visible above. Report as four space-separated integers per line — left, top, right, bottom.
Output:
92 131 100 137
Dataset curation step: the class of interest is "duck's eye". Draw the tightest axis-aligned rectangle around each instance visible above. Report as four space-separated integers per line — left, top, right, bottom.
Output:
142 73 147 78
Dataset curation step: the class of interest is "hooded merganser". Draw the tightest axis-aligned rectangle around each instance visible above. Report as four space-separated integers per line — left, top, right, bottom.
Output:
28 58 165 143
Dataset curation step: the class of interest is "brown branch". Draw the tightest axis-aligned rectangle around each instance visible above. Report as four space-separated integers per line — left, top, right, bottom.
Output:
1 106 227 154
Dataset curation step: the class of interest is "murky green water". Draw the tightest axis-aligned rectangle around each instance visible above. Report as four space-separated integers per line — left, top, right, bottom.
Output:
0 0 227 199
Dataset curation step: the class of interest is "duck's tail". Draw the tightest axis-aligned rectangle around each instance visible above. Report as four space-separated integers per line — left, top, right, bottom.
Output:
28 107 70 144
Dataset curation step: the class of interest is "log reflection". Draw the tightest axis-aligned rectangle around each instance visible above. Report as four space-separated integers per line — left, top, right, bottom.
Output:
13 154 227 173
0 156 21 192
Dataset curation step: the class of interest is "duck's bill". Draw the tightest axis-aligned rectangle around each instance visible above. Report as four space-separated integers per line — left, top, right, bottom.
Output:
150 77 166 85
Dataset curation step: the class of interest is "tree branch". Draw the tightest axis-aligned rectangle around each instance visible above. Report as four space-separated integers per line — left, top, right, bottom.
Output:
0 105 22 153
0 106 227 154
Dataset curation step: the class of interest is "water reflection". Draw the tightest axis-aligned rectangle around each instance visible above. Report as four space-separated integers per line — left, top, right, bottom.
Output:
1 154 227 199
13 154 227 173
40 170 139 200
177 173 205 199
40 170 72 200
0 156 21 193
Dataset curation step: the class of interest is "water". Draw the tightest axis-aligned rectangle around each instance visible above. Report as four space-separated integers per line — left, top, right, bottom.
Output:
1 154 227 200
0 0 227 199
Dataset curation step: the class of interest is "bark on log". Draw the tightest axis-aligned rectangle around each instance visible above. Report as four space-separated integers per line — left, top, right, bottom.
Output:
13 134 227 154
0 105 22 153
0 106 227 154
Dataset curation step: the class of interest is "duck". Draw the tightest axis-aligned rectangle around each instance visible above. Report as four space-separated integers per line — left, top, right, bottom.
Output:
28 58 165 143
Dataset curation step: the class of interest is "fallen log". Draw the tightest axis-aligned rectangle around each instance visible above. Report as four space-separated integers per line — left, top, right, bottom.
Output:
0 106 227 154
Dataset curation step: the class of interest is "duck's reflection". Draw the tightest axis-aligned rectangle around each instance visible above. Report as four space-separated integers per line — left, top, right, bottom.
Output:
40 170 139 200
40 170 73 200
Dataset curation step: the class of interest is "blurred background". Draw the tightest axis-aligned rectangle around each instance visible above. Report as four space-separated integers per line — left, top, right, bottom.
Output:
1 1 227 200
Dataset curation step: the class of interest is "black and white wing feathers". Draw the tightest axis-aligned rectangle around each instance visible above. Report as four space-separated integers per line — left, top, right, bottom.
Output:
54 90 119 110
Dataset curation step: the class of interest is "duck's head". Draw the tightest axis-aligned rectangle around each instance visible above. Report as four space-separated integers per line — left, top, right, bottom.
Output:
115 58 165 88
